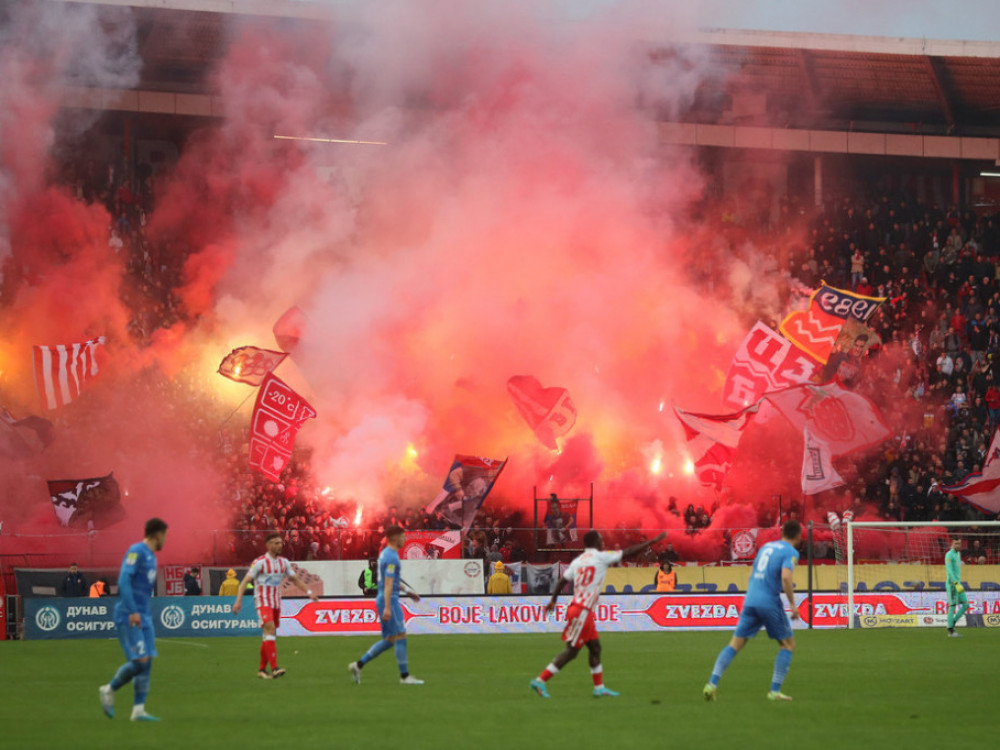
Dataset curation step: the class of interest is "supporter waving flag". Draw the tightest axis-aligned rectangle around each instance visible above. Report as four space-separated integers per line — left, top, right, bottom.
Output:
674 404 760 490
218 346 287 387
780 283 885 364
801 425 844 495
507 375 577 450
32 337 106 410
47 473 125 528
765 381 890 457
723 322 818 411
426 455 508 529
943 429 1000 514
248 373 317 481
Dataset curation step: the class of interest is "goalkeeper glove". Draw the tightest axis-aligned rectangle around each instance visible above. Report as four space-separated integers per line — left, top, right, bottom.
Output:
955 583 965 594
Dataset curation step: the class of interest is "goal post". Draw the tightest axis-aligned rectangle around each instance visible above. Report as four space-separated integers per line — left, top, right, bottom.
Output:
845 520 1000 630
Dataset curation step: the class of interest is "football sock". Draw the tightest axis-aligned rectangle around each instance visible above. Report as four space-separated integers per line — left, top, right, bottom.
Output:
709 645 737 687
394 639 409 677
110 660 142 691
133 660 152 706
590 665 604 687
947 605 955 630
539 663 560 682
358 639 393 667
259 640 268 670
264 636 278 670
770 649 793 693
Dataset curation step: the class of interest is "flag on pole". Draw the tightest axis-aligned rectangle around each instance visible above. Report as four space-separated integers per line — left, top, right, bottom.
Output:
674 404 759 490
218 346 287 386
507 375 577 450
32 337 106 410
0 407 54 458
273 306 306 353
425 455 508 530
47 473 125 529
765 381 891 456
723 322 818 411
942 429 1000 514
730 529 759 560
248 373 317 481
780 284 885 364
801 425 844 495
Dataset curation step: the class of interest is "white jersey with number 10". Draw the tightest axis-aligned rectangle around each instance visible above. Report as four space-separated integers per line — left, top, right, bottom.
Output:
562 548 623 610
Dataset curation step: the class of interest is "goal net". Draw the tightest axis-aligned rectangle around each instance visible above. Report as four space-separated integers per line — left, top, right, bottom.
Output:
834 518 1000 629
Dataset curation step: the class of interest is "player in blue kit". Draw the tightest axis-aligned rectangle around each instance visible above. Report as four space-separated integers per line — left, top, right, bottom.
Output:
99 518 168 722
704 520 802 702
348 525 423 685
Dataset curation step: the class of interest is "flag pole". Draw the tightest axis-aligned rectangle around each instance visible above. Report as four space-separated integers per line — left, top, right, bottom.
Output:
219 389 255 429
217 351 286 429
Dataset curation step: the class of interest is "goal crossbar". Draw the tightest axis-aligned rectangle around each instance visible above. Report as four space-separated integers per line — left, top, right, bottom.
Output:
846 520 1000 629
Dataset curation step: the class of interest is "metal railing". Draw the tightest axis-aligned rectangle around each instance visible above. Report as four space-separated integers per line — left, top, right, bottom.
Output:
0 524 795 570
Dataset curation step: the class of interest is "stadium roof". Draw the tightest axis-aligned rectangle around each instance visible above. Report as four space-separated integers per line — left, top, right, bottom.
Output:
52 0 1000 152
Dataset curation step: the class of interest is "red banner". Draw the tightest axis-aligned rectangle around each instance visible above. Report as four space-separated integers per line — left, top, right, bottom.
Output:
290 600 423 634
400 531 462 560
163 565 189 596
799 593 919 627
249 373 317 481
723 322 817 411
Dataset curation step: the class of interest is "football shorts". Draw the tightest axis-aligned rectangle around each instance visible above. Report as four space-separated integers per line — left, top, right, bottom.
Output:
562 602 599 648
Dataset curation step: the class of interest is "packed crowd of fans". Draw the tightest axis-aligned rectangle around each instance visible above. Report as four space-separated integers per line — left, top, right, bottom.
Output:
7 151 1000 565
791 194 1000 535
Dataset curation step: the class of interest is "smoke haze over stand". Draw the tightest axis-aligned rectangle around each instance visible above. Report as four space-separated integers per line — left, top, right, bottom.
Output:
0 1 929 563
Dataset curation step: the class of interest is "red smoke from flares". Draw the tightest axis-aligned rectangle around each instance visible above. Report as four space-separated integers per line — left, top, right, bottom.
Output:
0 2 918 563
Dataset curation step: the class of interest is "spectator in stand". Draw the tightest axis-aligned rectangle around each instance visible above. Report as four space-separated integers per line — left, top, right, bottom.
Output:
61 563 88 597
218 569 240 596
508 539 528 564
986 382 1000 434
661 543 680 563
851 248 865 289
183 567 202 596
968 539 987 564
487 561 512 594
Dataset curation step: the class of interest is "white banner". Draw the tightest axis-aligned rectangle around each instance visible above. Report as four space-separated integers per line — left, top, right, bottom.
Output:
274 559 485 597
271 590 1000 637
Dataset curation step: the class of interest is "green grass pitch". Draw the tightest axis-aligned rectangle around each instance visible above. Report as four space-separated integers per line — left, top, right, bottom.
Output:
0 629 995 750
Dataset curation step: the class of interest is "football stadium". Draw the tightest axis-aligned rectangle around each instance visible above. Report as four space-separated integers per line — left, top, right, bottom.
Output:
1 1 999 747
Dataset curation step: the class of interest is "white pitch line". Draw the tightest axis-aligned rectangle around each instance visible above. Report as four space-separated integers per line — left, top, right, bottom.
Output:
158 639 209 649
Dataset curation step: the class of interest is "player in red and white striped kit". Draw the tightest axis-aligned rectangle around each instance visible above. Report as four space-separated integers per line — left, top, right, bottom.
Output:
530 529 665 698
233 532 317 679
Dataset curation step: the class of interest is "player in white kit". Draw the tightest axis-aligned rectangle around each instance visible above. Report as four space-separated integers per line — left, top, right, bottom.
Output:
530 529 665 698
233 532 317 679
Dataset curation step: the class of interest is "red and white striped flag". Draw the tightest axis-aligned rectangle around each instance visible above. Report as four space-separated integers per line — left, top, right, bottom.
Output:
32 337 106 410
